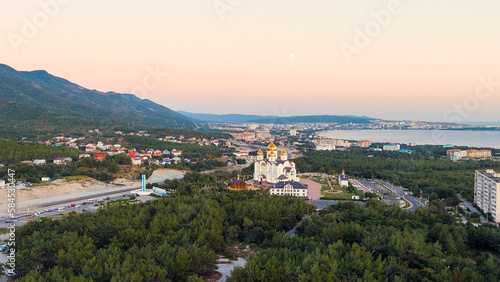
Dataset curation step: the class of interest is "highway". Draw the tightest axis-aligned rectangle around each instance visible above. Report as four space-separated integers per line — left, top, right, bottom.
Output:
380 181 426 211
37 185 141 208
0 194 132 229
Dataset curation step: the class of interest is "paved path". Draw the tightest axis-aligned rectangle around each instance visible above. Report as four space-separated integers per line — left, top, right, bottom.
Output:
217 258 246 282
459 196 488 223
326 178 333 190
300 179 321 200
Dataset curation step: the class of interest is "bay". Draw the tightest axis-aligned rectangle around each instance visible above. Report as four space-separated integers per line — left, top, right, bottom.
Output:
319 130 500 149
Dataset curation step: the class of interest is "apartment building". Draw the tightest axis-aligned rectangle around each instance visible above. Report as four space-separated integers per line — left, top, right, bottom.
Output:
475 169 500 223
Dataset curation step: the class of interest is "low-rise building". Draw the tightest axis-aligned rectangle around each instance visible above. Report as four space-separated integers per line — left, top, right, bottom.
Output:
339 171 349 187
383 144 400 151
93 154 106 161
447 149 491 160
357 140 372 148
131 158 142 166
53 157 71 164
315 144 335 151
230 176 248 189
269 181 308 198
33 159 46 166
171 149 182 157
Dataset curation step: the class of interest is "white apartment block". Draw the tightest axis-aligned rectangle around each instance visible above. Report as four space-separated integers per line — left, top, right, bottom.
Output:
475 170 500 223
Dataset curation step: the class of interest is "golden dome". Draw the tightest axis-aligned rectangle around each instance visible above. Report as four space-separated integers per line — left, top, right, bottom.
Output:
269 151 276 157
267 141 278 151
257 149 264 155
281 149 288 156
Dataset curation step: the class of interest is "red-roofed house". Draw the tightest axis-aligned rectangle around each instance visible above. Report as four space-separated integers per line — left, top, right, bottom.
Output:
93 154 106 161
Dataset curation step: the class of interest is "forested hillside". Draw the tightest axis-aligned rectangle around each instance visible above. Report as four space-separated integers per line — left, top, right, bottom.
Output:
0 139 79 164
0 63 196 135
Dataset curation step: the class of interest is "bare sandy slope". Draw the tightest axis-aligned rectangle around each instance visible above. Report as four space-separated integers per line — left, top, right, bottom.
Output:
0 177 123 205
146 169 186 183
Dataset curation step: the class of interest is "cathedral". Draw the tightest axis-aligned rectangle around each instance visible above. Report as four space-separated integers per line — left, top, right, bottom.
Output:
253 141 300 183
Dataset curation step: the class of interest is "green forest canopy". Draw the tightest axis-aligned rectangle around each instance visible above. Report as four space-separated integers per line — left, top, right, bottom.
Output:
13 191 500 281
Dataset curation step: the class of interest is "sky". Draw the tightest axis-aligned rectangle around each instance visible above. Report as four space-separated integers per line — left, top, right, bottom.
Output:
2 0 500 122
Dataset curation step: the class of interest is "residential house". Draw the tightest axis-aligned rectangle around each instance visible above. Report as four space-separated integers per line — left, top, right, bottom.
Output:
33 159 46 166
131 158 142 166
93 154 106 161
149 159 161 166
53 157 72 165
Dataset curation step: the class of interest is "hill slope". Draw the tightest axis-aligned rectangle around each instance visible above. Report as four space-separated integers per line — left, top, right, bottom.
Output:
0 64 196 134
178 111 376 124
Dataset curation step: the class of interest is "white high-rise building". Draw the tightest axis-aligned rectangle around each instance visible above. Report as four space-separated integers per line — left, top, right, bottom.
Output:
475 170 500 223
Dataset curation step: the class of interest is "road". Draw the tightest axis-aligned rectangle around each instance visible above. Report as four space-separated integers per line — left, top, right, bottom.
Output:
0 194 132 229
349 179 371 194
380 181 426 211
357 180 425 211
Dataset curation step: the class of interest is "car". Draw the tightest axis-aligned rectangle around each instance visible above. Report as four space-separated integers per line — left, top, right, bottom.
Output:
75 205 81 208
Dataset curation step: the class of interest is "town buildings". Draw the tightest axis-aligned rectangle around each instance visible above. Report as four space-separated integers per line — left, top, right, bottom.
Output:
314 138 351 150
447 149 492 160
475 170 500 223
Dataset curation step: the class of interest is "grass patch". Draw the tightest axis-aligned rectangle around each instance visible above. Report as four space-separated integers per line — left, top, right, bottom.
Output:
65 175 92 182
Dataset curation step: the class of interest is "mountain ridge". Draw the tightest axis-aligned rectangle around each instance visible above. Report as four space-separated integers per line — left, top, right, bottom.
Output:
178 111 377 124
0 63 196 134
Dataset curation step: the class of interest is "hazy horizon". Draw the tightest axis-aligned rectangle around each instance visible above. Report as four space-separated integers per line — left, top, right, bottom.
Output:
3 0 500 122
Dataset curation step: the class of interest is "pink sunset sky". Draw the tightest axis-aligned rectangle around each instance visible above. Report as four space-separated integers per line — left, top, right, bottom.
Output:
2 0 500 122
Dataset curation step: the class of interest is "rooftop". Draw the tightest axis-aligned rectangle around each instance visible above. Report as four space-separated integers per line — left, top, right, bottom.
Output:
271 181 308 190
477 170 500 182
